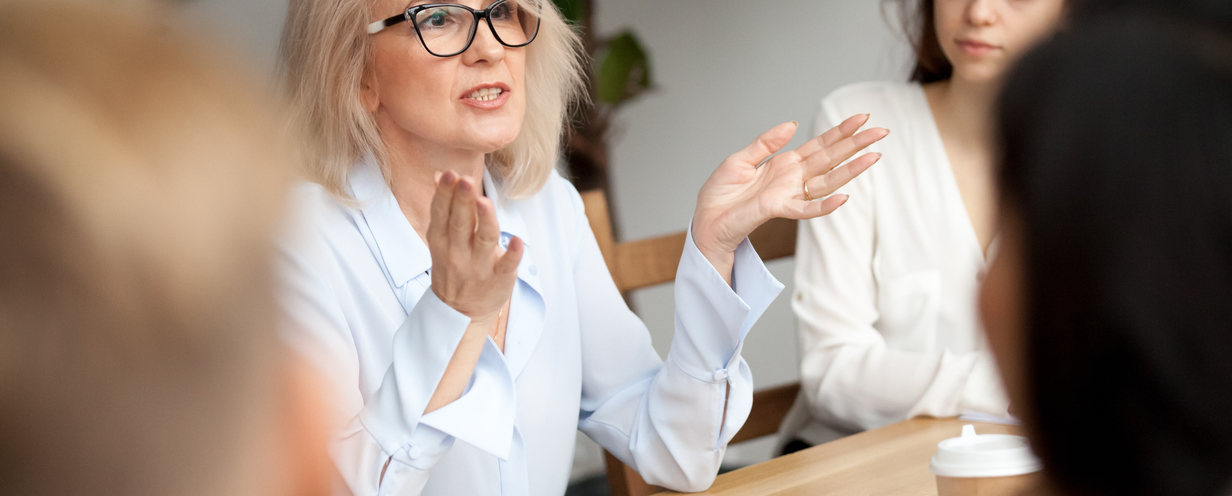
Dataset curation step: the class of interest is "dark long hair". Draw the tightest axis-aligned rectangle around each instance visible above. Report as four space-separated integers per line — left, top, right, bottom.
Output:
997 9 1232 496
888 0 952 83
1072 0 1232 29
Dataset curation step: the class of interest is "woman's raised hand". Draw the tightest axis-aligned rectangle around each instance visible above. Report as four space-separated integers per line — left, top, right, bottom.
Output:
692 114 888 282
428 171 522 327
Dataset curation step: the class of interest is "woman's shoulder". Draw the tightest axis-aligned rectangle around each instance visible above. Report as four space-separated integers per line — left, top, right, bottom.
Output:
822 81 921 109
280 181 364 259
511 169 589 251
815 81 926 131
288 181 357 227
528 169 586 228
811 81 939 194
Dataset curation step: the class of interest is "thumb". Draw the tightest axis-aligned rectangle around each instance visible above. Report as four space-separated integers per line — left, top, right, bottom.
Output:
494 236 524 276
729 121 798 167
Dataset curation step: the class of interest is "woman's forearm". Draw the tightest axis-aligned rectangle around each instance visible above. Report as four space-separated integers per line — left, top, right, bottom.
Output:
424 321 492 413
801 343 1002 429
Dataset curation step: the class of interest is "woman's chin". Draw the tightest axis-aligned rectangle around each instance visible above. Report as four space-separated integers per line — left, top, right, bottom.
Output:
954 63 1009 85
464 128 521 154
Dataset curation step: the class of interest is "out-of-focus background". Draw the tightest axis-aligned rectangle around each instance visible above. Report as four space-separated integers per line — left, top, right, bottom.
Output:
175 0 912 488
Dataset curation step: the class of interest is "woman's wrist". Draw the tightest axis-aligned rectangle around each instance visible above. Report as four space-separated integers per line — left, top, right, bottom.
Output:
464 312 499 336
693 235 737 267
692 209 743 257
691 214 739 286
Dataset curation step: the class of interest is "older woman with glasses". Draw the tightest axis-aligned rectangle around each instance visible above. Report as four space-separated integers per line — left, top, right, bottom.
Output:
278 1 886 495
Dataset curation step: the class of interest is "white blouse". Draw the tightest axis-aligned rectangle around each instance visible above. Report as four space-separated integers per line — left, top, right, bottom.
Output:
277 156 783 496
783 82 1009 445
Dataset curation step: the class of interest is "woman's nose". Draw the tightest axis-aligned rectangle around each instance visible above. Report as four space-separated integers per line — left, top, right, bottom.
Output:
462 19 505 65
965 0 999 27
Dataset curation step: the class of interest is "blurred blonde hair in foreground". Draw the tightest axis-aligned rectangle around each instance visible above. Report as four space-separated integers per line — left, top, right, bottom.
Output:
0 2 328 495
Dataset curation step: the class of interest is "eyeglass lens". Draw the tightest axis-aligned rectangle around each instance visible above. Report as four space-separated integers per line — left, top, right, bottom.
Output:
413 0 539 56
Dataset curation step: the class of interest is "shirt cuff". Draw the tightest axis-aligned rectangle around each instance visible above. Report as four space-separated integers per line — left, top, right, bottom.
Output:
360 290 518 472
375 425 452 496
959 351 1011 416
666 219 785 382
418 338 517 460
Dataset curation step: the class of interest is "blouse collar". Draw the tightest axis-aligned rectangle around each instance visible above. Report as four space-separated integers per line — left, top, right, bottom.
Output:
348 156 532 290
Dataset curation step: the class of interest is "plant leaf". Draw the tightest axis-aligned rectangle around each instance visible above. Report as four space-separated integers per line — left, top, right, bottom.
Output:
551 0 584 25
595 31 653 106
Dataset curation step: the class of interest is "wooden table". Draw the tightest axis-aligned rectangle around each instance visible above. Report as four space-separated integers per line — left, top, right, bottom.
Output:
657 418 1021 496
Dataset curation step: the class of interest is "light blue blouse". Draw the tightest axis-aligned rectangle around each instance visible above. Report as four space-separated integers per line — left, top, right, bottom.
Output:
278 157 783 496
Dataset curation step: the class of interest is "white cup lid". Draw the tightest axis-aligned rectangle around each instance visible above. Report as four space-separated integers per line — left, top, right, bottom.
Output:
929 425 1042 478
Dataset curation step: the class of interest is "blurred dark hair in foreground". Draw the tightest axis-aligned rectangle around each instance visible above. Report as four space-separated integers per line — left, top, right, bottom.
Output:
1073 0 1232 27
0 2 320 495
997 8 1232 496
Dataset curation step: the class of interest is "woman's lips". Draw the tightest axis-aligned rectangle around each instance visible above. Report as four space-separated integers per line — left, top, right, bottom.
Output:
460 85 511 110
956 39 1000 57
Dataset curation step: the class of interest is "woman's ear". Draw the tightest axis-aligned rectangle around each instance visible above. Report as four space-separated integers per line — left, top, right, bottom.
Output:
360 65 380 114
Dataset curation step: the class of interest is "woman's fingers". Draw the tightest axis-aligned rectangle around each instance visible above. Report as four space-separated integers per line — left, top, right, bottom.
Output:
728 121 798 167
802 127 889 178
473 196 500 258
426 172 517 321
448 177 479 252
804 151 881 199
782 194 850 220
428 171 458 248
792 113 870 159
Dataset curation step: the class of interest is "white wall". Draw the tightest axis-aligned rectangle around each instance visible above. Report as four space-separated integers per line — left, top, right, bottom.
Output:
173 0 913 483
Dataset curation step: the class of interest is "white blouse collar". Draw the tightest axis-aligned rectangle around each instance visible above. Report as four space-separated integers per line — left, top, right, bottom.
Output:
346 156 533 290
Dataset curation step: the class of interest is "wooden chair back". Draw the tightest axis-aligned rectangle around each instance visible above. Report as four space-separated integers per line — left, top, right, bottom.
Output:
579 189 802 496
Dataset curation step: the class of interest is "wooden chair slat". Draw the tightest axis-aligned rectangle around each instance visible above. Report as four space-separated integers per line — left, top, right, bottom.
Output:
730 382 802 445
748 217 798 262
604 450 662 496
581 189 619 279
613 232 688 292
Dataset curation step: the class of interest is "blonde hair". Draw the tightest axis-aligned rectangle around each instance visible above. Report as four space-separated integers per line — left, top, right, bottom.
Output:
0 2 293 495
280 0 585 200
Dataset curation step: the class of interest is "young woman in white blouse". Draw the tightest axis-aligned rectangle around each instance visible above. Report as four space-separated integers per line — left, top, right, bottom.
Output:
781 0 1064 449
277 0 886 494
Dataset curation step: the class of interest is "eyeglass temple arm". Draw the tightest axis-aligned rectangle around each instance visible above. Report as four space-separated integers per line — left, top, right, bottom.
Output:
367 13 407 35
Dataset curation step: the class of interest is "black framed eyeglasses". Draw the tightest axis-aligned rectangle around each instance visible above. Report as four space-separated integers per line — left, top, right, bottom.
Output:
367 0 541 58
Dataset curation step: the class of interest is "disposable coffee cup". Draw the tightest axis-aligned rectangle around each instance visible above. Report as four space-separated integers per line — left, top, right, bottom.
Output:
929 425 1042 496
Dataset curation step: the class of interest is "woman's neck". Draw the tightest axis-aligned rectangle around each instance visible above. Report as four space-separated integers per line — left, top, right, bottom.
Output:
927 76 999 150
383 133 487 243
925 75 1004 255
